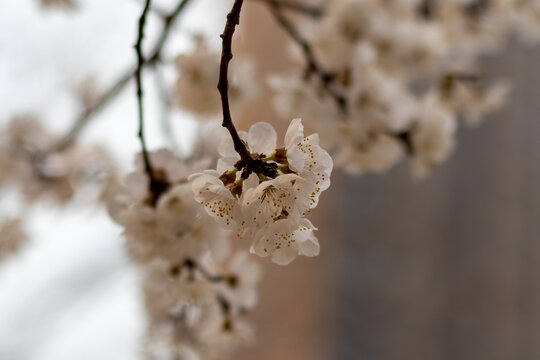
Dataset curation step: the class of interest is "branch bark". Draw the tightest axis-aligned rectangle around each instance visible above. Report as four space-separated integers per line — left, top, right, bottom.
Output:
134 0 155 186
218 0 252 163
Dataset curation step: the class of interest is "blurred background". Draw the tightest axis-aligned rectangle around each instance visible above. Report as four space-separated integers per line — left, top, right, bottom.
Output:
1 0 539 359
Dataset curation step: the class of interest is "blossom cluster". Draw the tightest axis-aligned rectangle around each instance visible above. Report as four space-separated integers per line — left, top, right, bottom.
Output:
0 116 113 260
5 0 537 358
174 36 258 119
0 116 113 205
106 149 261 359
39 0 76 9
191 119 332 265
269 0 535 178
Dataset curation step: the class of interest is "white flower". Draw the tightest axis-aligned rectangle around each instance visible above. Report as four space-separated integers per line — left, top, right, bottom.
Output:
412 94 457 178
110 148 258 358
216 122 277 173
240 173 312 239
0 218 28 261
143 260 217 318
1 116 113 205
191 119 332 264
445 81 509 126
284 118 333 208
219 252 262 309
268 75 335 128
333 121 405 175
174 36 258 118
107 150 229 264
191 171 241 229
311 0 372 71
195 119 332 216
348 67 417 132
156 184 230 261
190 121 229 166
267 0 536 179
251 218 319 266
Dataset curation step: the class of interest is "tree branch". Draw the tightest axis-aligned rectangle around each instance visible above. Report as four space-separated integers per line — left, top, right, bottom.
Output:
170 258 237 287
417 0 436 19
50 0 192 153
51 68 134 152
218 0 252 163
131 0 168 18
267 4 348 114
147 0 193 64
135 0 155 187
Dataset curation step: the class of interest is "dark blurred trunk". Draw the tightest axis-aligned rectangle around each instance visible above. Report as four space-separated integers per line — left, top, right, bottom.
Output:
330 40 540 360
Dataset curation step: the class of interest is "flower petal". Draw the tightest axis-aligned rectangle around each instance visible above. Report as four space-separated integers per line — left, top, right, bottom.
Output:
218 135 240 160
298 234 320 257
271 244 299 265
248 122 277 156
285 118 304 149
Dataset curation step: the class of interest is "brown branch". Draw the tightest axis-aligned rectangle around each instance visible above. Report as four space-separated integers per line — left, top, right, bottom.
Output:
218 0 252 163
395 130 414 154
135 0 155 187
169 258 238 332
50 0 193 153
170 258 238 287
131 0 168 18
147 0 193 64
417 0 436 19
267 4 348 114
51 68 134 152
217 292 234 331
463 0 491 19
248 0 323 17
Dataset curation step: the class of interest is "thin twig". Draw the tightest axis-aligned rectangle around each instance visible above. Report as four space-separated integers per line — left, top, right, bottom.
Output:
170 258 238 286
135 0 155 185
147 0 192 64
51 68 134 152
417 0 436 19
218 0 252 163
217 292 233 331
267 4 348 114
248 0 323 17
131 0 168 18
463 0 491 19
50 0 192 153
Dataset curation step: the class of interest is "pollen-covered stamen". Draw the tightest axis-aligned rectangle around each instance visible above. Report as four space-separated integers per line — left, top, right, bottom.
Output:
192 173 239 228
274 209 289 221
256 185 286 220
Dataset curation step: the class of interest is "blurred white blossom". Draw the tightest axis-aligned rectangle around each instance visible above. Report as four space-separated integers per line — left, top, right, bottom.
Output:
0 218 28 261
